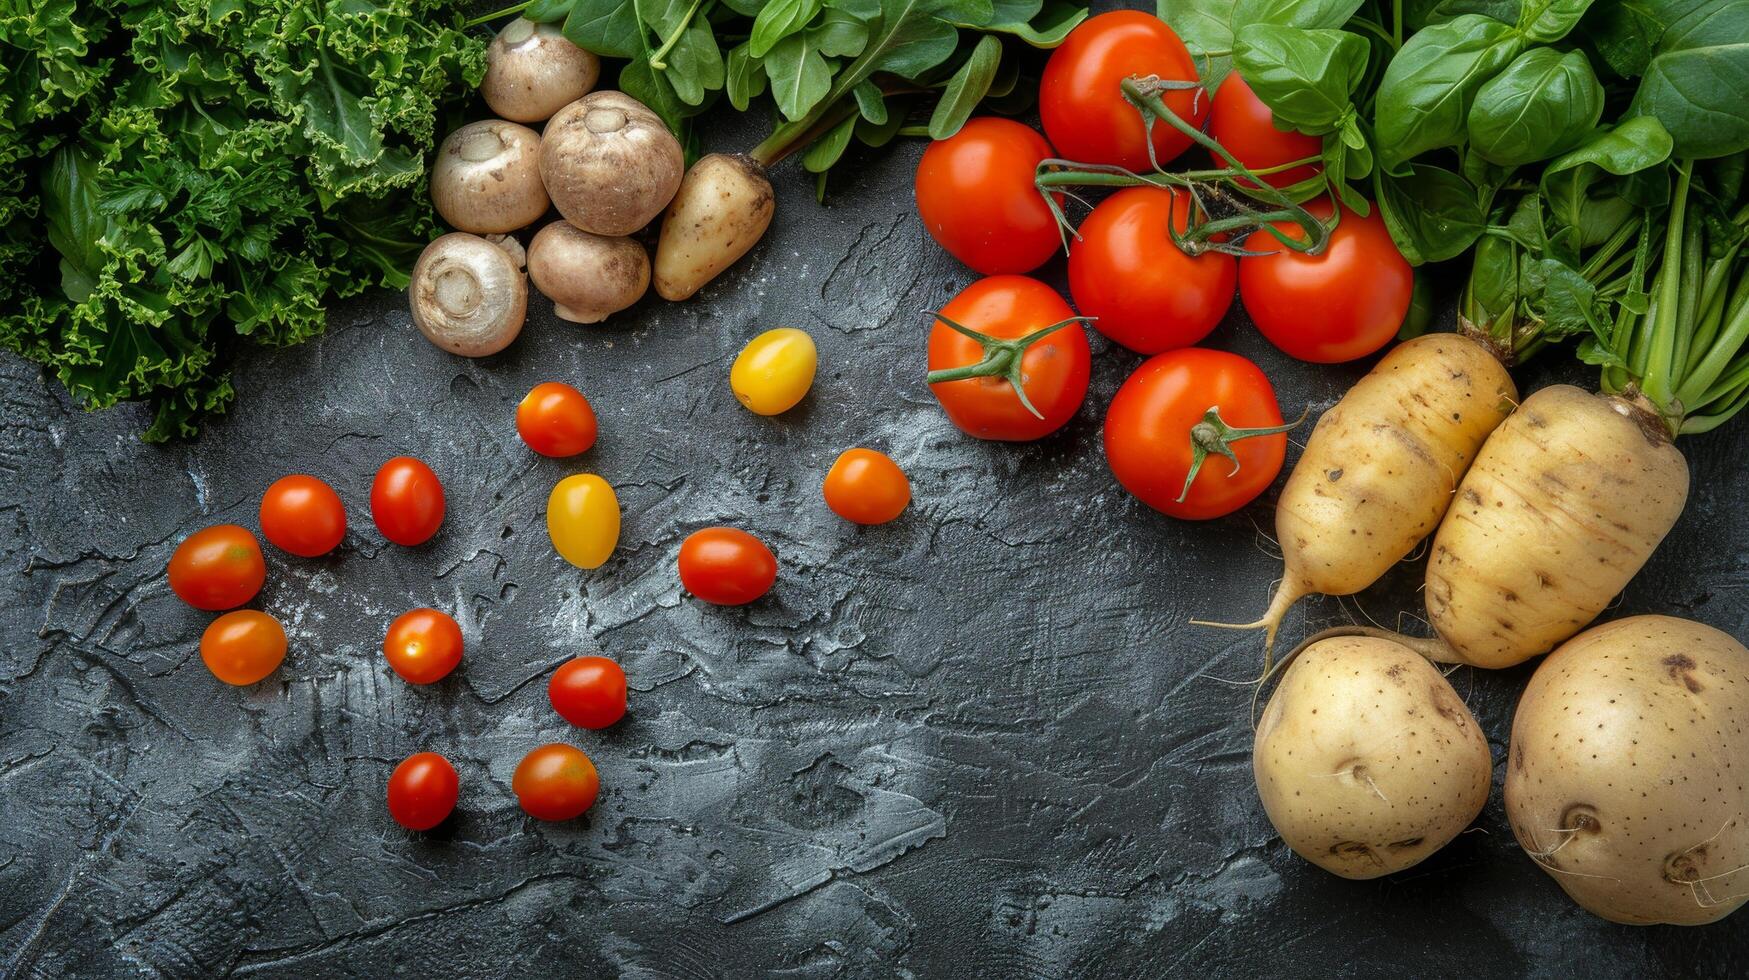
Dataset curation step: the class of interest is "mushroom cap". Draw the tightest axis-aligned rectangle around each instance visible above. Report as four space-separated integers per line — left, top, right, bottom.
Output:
539 91 683 237
431 120 550 235
483 18 600 124
410 233 528 357
527 220 650 324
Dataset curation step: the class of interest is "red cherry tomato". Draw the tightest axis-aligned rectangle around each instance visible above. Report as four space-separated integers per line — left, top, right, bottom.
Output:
1239 199 1413 363
1040 11 1208 171
915 117 1061 275
1209 73 1323 189
927 276 1091 441
516 382 598 458
548 656 628 729
259 475 346 557
1104 349 1292 520
387 752 459 831
512 743 600 820
200 610 287 685
371 456 445 546
822 448 911 525
383 608 463 684
168 524 266 611
678 527 777 606
1069 187 1236 354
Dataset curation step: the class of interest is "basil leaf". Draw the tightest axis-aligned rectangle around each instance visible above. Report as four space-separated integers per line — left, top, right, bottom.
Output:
1540 117 1674 242
726 41 768 111
1467 47 1603 167
1161 0 1237 90
764 33 834 121
1375 163 1489 265
827 0 882 17
928 35 1002 139
1628 0 1749 159
750 0 824 58
1374 14 1524 171
1232 0 1366 29
802 113 859 171
563 0 641 59
1518 0 1595 40
721 0 769 14
853 79 888 123
1583 0 1666 77
525 0 577 21
1233 25 1368 135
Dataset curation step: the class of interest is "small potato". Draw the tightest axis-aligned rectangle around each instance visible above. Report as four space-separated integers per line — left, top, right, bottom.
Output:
1506 615 1749 925
654 153 775 301
1255 633 1492 879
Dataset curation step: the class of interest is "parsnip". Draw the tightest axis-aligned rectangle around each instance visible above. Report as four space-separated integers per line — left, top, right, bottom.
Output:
654 153 775 301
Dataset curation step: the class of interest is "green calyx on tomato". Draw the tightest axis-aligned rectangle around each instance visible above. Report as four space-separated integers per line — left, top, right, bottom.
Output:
1177 406 1308 504
923 313 1093 420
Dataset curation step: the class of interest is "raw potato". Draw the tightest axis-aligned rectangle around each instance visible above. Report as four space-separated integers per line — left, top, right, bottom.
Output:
1255 632 1492 879
654 153 775 301
540 91 683 237
1505 615 1749 925
1247 334 1517 652
1425 386 1689 669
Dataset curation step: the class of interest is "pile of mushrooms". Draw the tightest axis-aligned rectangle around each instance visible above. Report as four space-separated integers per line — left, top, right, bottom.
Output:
409 17 775 358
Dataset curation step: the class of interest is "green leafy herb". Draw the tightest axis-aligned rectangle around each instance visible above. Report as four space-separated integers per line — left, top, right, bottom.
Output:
1467 46 1604 167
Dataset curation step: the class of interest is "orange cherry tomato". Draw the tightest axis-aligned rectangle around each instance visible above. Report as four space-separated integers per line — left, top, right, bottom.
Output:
200 610 287 685
259 475 346 557
926 276 1090 442
371 456 445 546
914 117 1062 275
1039 11 1208 171
512 743 600 820
823 449 911 525
387 752 459 831
678 527 777 605
383 608 463 684
548 656 628 729
168 524 266 611
516 382 598 457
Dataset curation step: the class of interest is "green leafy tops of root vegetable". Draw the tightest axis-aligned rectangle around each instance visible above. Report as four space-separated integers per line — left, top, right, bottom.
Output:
1 0 486 440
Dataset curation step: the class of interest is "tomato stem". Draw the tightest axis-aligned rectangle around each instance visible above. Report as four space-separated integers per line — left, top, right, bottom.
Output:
1176 405 1309 504
924 313 1092 420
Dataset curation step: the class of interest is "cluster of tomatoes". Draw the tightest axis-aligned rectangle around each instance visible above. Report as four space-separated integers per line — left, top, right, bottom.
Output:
913 11 1413 519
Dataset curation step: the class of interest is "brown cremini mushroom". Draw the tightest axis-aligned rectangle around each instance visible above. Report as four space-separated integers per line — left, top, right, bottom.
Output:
482 18 600 123
540 91 683 237
409 233 527 357
527 221 650 324
431 120 550 235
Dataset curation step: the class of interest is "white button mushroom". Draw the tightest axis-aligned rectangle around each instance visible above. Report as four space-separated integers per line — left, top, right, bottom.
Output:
409 233 528 357
539 91 683 237
430 120 550 235
482 18 600 124
527 221 650 324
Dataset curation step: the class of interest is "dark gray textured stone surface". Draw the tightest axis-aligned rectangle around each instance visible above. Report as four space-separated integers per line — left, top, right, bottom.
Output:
5 71 1749 980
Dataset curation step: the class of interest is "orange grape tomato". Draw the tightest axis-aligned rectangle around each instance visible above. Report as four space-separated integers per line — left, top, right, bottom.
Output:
383 608 463 684
200 610 287 685
517 382 598 458
169 524 267 611
512 743 600 820
259 475 347 557
822 449 911 525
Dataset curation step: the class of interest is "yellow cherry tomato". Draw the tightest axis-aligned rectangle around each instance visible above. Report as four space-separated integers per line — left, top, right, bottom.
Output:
730 327 817 415
547 474 620 569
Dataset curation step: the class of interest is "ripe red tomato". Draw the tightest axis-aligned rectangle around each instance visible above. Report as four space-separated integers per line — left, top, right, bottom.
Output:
1069 187 1236 354
1209 73 1323 189
517 382 598 457
513 743 600 820
259 475 346 557
822 448 910 525
1104 349 1292 520
678 527 777 605
915 117 1061 275
387 752 459 831
168 524 266 611
1040 11 1208 171
383 608 463 684
371 456 445 546
927 275 1090 441
548 656 628 729
1239 199 1413 363
200 610 287 685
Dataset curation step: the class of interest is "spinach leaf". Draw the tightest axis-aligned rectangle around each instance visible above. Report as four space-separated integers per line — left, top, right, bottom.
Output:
962 0 1087 46
802 113 860 172
1628 0 1749 159
853 79 888 123
928 35 1003 139
751 0 824 57
1232 0 1366 28
726 41 768 110
1518 0 1595 40
1233 25 1369 135
808 9 872 57
1582 0 1666 77
1374 14 1523 172
1540 116 1673 245
562 0 641 59
763 33 834 120
1467 47 1603 166
1375 163 1490 264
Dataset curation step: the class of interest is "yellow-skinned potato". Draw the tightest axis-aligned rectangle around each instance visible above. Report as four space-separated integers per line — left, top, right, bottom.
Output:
1254 632 1492 879
1505 615 1749 925
654 153 775 301
1425 386 1689 668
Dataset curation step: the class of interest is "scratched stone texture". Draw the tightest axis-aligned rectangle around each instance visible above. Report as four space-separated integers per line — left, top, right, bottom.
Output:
6 47 1749 980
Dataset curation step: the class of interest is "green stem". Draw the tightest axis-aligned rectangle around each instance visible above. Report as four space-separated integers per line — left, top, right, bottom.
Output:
924 314 1092 420
649 0 709 70
1676 282 1749 411
465 1 531 27
1392 0 1404 46
1348 17 1398 50
1177 407 1308 503
1640 161 1691 414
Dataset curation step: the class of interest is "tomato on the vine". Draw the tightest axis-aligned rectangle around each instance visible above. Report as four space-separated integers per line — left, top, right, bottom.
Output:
387 752 459 831
513 743 600 820
822 448 910 525
1040 11 1208 171
383 608 463 685
517 382 598 458
259 475 346 557
200 610 287 685
549 656 628 729
915 117 1061 275
926 275 1090 442
1209 73 1323 190
371 456 445 546
1069 186 1236 354
169 524 266 611
1104 349 1296 520
1239 198 1413 363
679 527 776 605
